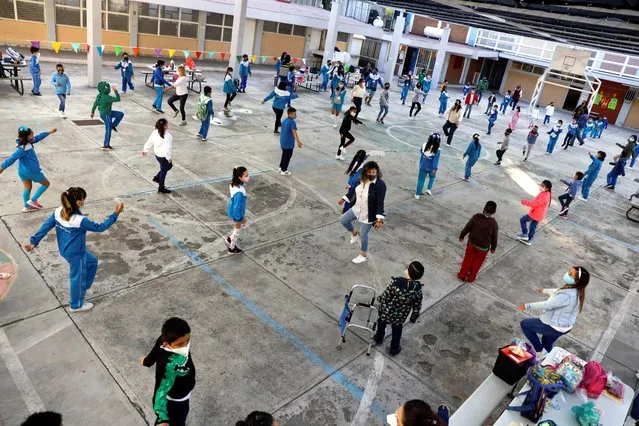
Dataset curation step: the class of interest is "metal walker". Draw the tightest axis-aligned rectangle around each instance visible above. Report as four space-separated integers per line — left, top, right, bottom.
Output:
337 285 378 356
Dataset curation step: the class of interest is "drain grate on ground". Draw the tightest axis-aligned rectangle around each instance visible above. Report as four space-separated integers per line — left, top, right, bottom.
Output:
72 119 104 126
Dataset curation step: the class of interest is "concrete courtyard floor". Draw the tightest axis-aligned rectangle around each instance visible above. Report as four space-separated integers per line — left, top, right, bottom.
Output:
1 59 638 426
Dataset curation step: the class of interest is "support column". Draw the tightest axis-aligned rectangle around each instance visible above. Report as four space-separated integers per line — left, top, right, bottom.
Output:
382 10 406 83
196 9 206 52
322 0 341 65
430 25 450 84
253 20 264 57
459 56 471 84
498 59 511 94
44 0 56 42
129 1 138 48
86 0 101 87
228 0 247 71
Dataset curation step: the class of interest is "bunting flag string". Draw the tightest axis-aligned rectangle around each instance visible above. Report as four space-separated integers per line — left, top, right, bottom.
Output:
71 42 81 53
114 45 122 56
96 45 104 57
85 44 91 53
154 48 162 56
261 55 267 64
132 47 140 57
251 55 257 62
273 56 278 62
31 41 40 48
236 55 242 62
195 51 202 59
292 57 298 64
220 52 226 60
50 41 61 54
183 50 190 58
168 49 176 58
208 51 215 59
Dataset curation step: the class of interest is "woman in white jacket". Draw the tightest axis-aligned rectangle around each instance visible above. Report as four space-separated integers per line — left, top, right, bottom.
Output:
143 118 173 194
167 66 189 125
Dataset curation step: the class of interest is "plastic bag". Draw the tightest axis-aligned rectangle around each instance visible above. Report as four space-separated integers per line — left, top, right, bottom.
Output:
571 402 600 426
556 355 584 393
606 372 625 400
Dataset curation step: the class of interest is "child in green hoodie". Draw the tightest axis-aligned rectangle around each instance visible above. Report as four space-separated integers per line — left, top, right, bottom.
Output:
90 81 123 149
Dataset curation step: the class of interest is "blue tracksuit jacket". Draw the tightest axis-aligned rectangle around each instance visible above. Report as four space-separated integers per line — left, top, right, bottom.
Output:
464 141 482 162
488 109 498 123
1 132 50 178
239 61 251 77
30 207 119 258
263 88 298 110
561 179 582 198
50 73 71 95
583 154 602 184
151 67 171 87
29 55 40 75
223 75 237 94
331 74 344 89
422 78 432 92
228 185 247 222
419 149 440 172
115 60 134 78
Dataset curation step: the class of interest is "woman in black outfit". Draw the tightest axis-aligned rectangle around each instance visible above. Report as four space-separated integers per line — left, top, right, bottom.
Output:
336 106 363 160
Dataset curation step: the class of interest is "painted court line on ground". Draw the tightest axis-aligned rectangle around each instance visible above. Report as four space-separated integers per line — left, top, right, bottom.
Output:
352 352 385 426
149 218 387 420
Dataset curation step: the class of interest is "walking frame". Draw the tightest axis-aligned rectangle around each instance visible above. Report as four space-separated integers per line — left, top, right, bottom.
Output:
337 284 378 356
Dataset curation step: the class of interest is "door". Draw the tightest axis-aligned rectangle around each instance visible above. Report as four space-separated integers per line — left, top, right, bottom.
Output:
563 87 582 111
481 58 508 90
402 47 418 75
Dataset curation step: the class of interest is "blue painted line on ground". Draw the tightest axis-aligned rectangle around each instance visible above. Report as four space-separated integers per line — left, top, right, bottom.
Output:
149 218 387 420
565 219 639 252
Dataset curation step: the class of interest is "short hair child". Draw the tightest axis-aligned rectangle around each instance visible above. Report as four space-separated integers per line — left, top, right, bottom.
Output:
30 46 40 54
407 261 425 280
575 171 584 180
484 201 497 215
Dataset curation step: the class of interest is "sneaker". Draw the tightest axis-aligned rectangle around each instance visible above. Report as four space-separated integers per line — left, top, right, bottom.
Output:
635 371 639 380
61 111 67 119
536 349 548 360
106 146 114 150
273 130 280 134
158 187 172 194
152 176 159 183
33 92 42 96
227 246 243 255
225 236 231 246
523 158 527 162
559 206 569 214
388 346 402 356
560 214 568 219
153 108 161 114
69 302 94 312
517 233 529 240
445 144 451 148
380 120 384 124
414 194 420 199
173 110 179 118
352 255 367 264
545 152 550 155
57 111 64 118
341 148 347 155
179 121 187 126
157 110 165 114
280 170 292 176
21 206 38 212
462 178 469 182
335 155 345 161
101 146 109 150
425 190 432 196
494 161 501 165
350 234 360 244
27 200 43 209
518 238 532 246
111 127 118 132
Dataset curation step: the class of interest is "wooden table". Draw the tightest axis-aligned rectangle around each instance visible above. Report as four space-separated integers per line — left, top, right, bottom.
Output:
142 66 206 93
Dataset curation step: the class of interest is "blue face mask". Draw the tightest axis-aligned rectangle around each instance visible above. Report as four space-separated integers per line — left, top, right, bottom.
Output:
563 272 575 285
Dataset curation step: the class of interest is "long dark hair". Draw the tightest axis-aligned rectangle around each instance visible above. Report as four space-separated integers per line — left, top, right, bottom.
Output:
236 411 274 426
279 52 287 62
472 133 480 149
560 266 589 313
17 126 32 148
541 179 552 206
346 150 367 176
424 133 441 154
451 101 462 112
60 187 87 221
401 400 444 426
360 161 382 183
155 118 168 138
231 166 247 187
156 59 165 68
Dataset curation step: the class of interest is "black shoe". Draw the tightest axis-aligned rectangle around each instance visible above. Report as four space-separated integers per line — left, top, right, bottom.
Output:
112 127 118 132
273 130 280 134
158 187 172 194
106 146 114 149
389 346 402 356
152 176 159 183
228 246 243 254
372 340 383 347
225 236 231 246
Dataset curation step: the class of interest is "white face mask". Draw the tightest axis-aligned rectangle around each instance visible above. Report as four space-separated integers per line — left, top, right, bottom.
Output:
165 341 190 357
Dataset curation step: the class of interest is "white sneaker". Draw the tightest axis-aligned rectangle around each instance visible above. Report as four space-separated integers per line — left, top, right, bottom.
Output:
179 121 187 126
69 302 94 312
335 155 345 161
350 234 360 244
280 170 291 176
635 371 639 379
425 190 432 196
352 255 368 264
341 148 347 155
414 194 420 199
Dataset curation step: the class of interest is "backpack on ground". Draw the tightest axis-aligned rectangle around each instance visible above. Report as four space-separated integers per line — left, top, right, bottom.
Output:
506 369 564 422
195 96 210 121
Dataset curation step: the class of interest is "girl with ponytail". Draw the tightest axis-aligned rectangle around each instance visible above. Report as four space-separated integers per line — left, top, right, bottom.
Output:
393 399 448 426
227 166 249 255
236 411 278 426
342 150 368 212
24 187 124 312
462 134 482 182
415 133 441 198
518 266 590 355
518 179 552 246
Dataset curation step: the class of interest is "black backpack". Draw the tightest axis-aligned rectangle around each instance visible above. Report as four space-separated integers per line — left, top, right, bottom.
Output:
506 373 564 422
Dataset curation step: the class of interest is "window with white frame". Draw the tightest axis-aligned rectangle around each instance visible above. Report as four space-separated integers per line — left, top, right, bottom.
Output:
139 5 199 38
0 0 45 21
205 12 233 42
102 0 128 32
511 61 545 75
55 0 85 27
263 21 306 37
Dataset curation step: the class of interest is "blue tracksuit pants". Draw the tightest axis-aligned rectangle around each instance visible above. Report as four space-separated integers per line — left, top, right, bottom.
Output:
153 86 164 111
240 75 248 91
32 73 41 94
465 158 477 179
487 119 496 134
581 177 595 199
546 137 559 154
438 100 447 115
607 170 621 189
66 251 98 309
499 102 508 114
121 76 134 92
321 74 329 91
199 114 211 140
416 169 436 194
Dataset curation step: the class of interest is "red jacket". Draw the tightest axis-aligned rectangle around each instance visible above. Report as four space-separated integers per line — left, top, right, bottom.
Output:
464 92 479 105
522 191 551 221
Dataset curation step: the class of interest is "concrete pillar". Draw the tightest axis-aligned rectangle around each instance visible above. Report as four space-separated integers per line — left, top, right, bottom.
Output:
459 56 471 84
253 20 264 57
498 59 511 94
322 0 342 65
303 26 313 59
196 9 206 52
129 1 138 48
439 53 450 84
228 0 247 71
86 0 101 87
431 25 451 84
382 11 406 83
44 0 56 42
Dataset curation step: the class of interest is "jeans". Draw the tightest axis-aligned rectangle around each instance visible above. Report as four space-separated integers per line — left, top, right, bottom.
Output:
155 156 173 190
463 103 473 118
457 243 489 282
543 114 551 125
338 131 354 156
558 193 573 215
224 92 236 109
520 318 569 352
464 158 477 179
168 93 188 121
409 102 421 117
153 86 164 111
487 120 496 134
499 102 508 114
416 169 436 194
607 171 621 188
520 214 538 241
121 76 134 92
155 399 190 426
477 91 484 102
485 102 495 114
31 73 41 94
100 110 124 147
65 251 98 309
495 149 506 162
546 137 558 154
511 99 519 110
442 120 457 145
57 93 66 112
377 105 389 121
353 97 362 118
198 114 211 139
438 100 447 115
239 75 248 91
374 319 403 354
340 208 373 253
279 148 294 172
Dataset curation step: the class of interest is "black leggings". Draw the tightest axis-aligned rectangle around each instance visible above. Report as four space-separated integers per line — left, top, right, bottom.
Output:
442 120 458 145
353 97 362 117
496 149 506 162
410 102 422 117
168 93 188 121
224 92 236 109
273 107 284 132
338 131 354 156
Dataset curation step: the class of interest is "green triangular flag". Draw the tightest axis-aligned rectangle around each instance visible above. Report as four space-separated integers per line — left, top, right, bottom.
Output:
114 45 122 56
236 55 242 62
71 42 81 53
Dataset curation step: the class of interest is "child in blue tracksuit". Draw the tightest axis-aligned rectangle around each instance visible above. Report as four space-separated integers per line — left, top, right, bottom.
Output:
562 119 579 149
319 60 331 91
0 126 57 211
114 52 134 93
50 64 71 118
238 54 251 93
151 60 172 113
400 73 413 105
581 151 606 200
584 118 594 140
438 89 449 116
462 134 482 181
606 152 627 191
331 81 347 128
601 116 608 137
262 82 298 134
223 67 238 112
330 67 345 98
286 65 296 107
25 187 123 312
29 46 41 96
631 144 639 169
487 104 499 134
462 82 471 96
342 150 367 212
196 86 214 141
523 126 539 161
500 91 511 114
364 70 383 106
415 133 441 198
227 166 248 254
558 171 583 218
545 120 563 154
421 76 432 103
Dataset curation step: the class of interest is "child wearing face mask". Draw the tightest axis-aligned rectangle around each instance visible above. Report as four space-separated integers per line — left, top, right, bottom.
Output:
226 166 249 254
114 52 135 93
518 179 552 246
337 106 363 161
140 317 196 426
29 46 41 96
50 63 71 118
331 81 347 128
545 120 563 155
143 119 173 194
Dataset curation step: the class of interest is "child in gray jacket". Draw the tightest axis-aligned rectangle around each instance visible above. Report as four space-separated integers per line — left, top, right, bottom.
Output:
495 128 512 165
376 82 390 124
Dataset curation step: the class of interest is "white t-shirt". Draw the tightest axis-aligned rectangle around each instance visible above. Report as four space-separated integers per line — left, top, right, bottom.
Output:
143 129 173 160
174 75 188 96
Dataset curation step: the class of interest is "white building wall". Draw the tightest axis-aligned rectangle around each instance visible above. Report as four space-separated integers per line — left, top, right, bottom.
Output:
242 19 256 55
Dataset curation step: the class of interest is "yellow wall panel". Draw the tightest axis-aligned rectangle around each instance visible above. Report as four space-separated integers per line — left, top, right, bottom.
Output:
624 98 639 129
138 34 198 51
261 33 304 58
0 20 47 45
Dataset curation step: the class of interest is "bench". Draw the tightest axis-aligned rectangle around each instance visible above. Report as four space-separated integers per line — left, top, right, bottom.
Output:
627 183 639 223
142 71 154 88
187 73 206 94
0 75 31 95
449 373 518 426
296 73 321 93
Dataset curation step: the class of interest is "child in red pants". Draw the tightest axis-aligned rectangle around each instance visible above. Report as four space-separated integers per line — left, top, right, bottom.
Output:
458 201 498 283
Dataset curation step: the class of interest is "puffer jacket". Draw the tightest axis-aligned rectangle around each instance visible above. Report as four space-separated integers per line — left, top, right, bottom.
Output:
377 277 423 326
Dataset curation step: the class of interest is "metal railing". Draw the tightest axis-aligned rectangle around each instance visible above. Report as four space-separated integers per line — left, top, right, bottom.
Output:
291 0 324 8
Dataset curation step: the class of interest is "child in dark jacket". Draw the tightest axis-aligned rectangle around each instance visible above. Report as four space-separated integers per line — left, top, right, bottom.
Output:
374 261 424 356
337 106 363 160
458 201 498 283
606 152 627 191
141 317 195 426
559 172 583 218
523 126 539 161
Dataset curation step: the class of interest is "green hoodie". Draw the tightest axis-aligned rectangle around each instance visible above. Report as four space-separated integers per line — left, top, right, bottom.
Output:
91 81 120 115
